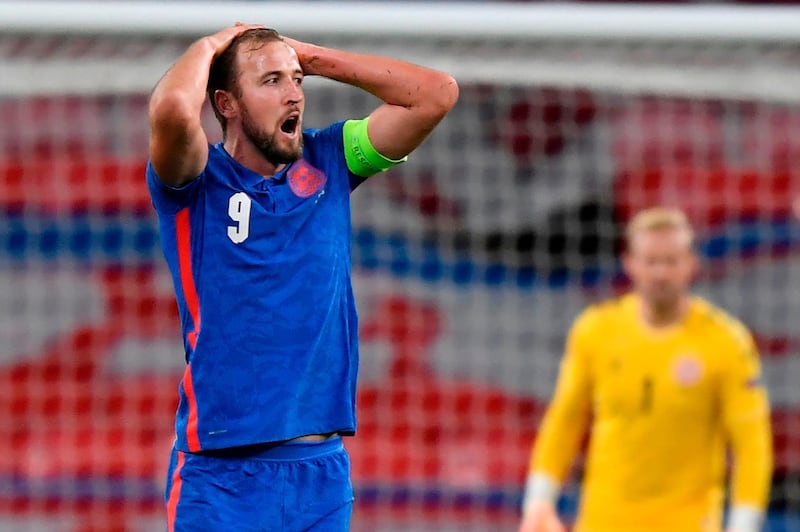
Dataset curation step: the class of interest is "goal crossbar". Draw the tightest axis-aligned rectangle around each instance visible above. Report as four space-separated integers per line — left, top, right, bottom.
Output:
3 2 800 102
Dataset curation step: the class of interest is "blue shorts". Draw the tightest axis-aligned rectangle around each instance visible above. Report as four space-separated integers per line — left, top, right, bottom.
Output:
164 436 353 532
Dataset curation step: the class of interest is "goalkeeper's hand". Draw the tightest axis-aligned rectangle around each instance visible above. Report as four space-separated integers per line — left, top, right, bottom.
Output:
518 500 566 532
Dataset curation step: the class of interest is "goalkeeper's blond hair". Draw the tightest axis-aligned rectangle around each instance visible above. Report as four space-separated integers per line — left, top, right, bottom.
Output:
625 207 695 248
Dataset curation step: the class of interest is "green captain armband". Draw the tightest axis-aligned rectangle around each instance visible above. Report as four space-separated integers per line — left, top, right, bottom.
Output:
343 118 408 178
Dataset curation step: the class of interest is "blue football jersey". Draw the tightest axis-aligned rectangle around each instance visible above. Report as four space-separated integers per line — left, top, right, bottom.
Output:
146 122 360 452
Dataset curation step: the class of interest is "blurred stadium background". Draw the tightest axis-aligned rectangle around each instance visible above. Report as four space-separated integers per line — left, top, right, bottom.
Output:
3 1 800 531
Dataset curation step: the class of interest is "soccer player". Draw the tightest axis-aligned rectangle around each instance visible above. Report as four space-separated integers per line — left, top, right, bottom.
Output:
519 207 773 532
146 24 457 531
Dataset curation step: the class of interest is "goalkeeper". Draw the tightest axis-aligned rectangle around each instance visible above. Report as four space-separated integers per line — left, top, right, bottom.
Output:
519 207 773 532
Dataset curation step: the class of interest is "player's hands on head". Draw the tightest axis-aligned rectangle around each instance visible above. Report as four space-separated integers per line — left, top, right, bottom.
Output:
518 501 566 532
207 23 265 57
280 36 317 74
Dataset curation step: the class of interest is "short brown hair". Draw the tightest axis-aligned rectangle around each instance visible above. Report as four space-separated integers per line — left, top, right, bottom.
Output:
207 28 283 132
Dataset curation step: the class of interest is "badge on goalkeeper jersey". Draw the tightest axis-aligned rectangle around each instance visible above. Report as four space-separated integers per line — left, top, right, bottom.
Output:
673 355 704 386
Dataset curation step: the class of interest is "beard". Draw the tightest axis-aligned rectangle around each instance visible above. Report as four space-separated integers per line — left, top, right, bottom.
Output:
240 103 303 165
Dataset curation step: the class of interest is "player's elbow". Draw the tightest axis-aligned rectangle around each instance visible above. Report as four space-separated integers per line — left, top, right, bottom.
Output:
434 73 459 113
420 72 459 121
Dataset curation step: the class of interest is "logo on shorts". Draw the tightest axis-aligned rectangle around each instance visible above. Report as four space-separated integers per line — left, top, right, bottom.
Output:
288 160 327 198
673 355 704 386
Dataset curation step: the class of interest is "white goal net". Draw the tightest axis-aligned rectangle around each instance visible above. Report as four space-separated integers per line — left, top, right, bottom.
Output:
2 2 800 531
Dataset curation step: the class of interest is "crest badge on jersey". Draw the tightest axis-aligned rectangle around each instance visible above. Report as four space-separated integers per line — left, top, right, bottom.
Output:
673 355 704 386
288 160 327 198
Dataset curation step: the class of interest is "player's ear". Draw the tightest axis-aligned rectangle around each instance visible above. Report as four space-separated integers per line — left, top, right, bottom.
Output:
214 90 238 120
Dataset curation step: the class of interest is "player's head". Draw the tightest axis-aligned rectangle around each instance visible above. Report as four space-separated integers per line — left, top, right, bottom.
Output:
622 207 698 313
207 28 304 164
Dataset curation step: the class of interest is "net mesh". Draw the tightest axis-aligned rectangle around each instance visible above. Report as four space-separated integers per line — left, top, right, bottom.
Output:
2 28 800 532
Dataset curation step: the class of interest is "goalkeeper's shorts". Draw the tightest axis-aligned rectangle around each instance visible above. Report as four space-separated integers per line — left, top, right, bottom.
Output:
164 436 353 531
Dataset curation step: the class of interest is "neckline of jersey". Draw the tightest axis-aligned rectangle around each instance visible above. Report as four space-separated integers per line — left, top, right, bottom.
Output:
628 293 696 340
214 142 291 185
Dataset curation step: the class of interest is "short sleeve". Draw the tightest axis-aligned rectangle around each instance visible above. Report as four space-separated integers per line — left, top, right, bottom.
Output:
146 161 203 215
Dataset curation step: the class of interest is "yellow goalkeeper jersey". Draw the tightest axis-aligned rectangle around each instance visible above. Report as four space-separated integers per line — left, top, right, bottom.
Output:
530 293 772 532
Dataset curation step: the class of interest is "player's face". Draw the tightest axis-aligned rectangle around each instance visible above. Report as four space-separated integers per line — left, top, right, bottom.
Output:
623 228 698 312
233 40 305 163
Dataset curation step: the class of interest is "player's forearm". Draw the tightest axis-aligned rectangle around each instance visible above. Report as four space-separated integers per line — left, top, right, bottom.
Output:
725 415 773 532
289 40 458 117
528 406 587 489
729 416 773 511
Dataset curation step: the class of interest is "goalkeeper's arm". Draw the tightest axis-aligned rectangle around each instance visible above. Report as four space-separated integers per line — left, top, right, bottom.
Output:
724 405 772 532
720 329 773 532
520 311 594 531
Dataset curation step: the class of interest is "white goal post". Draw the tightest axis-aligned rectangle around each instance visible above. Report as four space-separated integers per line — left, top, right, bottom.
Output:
3 1 800 39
